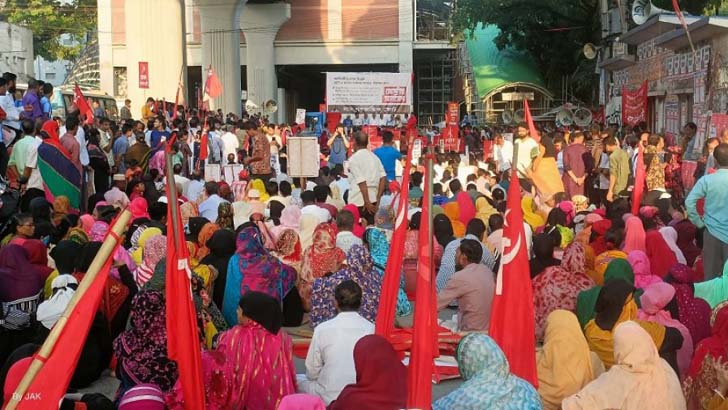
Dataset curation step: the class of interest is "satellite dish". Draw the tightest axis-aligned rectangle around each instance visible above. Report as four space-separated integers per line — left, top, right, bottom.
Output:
513 109 525 123
574 108 593 127
632 0 667 25
583 43 600 60
263 100 278 114
245 99 258 112
501 109 514 124
556 108 575 127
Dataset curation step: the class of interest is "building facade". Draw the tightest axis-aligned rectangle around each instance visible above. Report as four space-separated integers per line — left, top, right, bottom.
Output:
0 22 34 81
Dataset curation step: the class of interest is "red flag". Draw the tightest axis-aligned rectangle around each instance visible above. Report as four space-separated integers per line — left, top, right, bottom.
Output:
165 182 205 409
199 118 209 161
524 99 539 143
489 168 538 386
205 65 223 99
375 135 415 338
673 0 695 53
406 152 435 408
73 84 94 125
632 144 646 215
8 240 117 409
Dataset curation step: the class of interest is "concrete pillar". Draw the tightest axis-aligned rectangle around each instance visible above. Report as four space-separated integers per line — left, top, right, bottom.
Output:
124 0 186 118
398 0 414 74
197 0 245 115
241 2 290 123
97 0 114 97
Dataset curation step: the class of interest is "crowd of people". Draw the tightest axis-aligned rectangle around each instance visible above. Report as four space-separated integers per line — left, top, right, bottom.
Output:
1 70 728 409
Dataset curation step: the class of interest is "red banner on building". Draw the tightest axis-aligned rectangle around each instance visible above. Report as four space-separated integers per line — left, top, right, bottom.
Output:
442 102 459 152
622 81 648 126
139 62 149 89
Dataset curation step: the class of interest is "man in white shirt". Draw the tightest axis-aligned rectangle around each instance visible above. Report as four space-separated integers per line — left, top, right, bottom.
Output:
9 119 42 193
347 131 386 224
335 209 363 253
514 123 539 179
171 163 191 194
0 77 21 133
493 133 514 172
300 190 331 224
220 124 239 160
198 181 228 221
185 172 205 203
299 280 374 404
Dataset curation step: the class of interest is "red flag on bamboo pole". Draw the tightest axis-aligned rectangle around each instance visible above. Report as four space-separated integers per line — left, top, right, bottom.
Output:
165 177 205 409
672 0 695 53
375 135 415 338
489 167 538 386
73 84 94 125
406 151 435 408
205 65 223 99
524 99 540 143
632 143 646 215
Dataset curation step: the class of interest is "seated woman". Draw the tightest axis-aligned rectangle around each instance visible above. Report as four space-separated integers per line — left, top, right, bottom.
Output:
576 259 636 328
365 228 412 317
584 279 683 372
167 291 297 410
665 263 711 345
432 334 542 410
328 335 407 410
298 223 346 312
563 321 686 410
592 228 628 285
627 250 662 290
223 223 300 327
403 211 443 296
538 310 604 410
684 301 728 410
0 213 35 246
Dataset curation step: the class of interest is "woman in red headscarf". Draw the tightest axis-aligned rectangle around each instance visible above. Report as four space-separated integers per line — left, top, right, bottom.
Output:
684 302 728 410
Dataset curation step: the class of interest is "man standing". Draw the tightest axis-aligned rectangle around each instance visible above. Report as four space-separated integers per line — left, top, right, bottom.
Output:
220 124 239 161
8 120 41 193
514 123 539 180
120 99 132 120
373 130 401 182
327 124 349 168
299 280 374 404
60 115 82 172
681 122 699 191
347 131 386 224
604 135 630 202
99 117 114 169
125 132 150 170
562 131 589 197
243 121 273 180
20 79 43 122
686 143 728 280
0 77 20 176
493 133 513 173
437 239 496 332
113 123 132 174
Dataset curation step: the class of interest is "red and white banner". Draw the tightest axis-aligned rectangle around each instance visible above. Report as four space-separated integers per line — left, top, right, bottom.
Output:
138 62 149 89
622 81 648 126
442 102 459 152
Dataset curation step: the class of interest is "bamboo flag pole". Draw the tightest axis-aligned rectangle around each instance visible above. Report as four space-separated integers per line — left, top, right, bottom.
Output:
5 209 132 410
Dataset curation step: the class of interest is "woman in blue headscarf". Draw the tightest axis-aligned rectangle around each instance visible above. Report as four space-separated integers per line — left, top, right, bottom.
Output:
433 333 542 410
364 227 412 317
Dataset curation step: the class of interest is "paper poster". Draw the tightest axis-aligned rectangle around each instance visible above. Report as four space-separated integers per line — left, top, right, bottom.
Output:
222 164 246 183
412 138 422 165
288 137 320 177
204 163 221 182
295 109 306 125
325 72 412 116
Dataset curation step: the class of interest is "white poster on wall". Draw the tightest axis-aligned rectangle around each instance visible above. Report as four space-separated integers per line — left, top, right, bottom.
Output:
295 109 306 125
287 137 320 177
326 72 412 119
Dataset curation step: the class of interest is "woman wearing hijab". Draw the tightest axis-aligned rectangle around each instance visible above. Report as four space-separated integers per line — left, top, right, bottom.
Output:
530 233 560 278
216 202 234 230
684 302 728 410
113 290 178 395
659 226 687 265
271 205 302 240
628 250 663 289
403 211 444 296
223 224 299 327
665 264 711 346
474 196 497 226
537 310 604 410
533 242 596 341
167 292 296 410
342 204 365 239
195 222 220 260
29 197 54 241
434 214 455 249
45 240 82 298
310 245 383 327
21 239 53 282
674 220 701 267
455 189 476 225
592 229 628 285
180 201 199 227
133 234 166 288
433 333 542 410
200 229 237 309
51 196 71 226
644 229 679 279
623 215 647 254
576 259 637 328
695 260 728 309
328 334 406 410
366 227 412 317
299 213 319 250
299 223 346 311
273 229 303 274
130 197 150 221
588 219 612 257
637 282 694 377
0 245 44 366
442 202 466 237
563 321 686 410
521 196 546 231
130 226 162 266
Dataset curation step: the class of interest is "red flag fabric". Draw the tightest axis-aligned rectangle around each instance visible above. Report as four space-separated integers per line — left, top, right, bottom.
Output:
622 81 648 126
673 0 695 52
375 135 415 338
8 239 118 409
205 66 223 99
524 99 539 143
199 118 209 161
165 181 205 410
632 144 646 215
406 153 435 408
489 168 538 386
73 84 94 125
326 112 341 132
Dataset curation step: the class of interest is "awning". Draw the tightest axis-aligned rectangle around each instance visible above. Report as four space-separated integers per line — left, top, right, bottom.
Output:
619 13 700 45
655 16 728 50
465 24 551 100
599 54 636 71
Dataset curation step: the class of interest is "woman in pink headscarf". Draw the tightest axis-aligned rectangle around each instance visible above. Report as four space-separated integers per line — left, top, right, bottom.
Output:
270 205 301 240
79 214 95 234
455 190 476 225
627 250 662 290
343 204 365 238
637 282 694 378
622 216 646 254
130 197 150 220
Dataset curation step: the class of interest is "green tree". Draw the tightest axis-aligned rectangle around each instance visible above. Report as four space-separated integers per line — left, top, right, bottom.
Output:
0 0 97 61
452 0 714 104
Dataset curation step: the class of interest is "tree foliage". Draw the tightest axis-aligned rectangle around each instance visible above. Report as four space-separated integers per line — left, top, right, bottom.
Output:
452 0 714 104
0 0 97 61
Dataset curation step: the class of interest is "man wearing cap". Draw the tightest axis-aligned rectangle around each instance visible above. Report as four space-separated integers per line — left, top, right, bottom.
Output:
104 175 130 208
